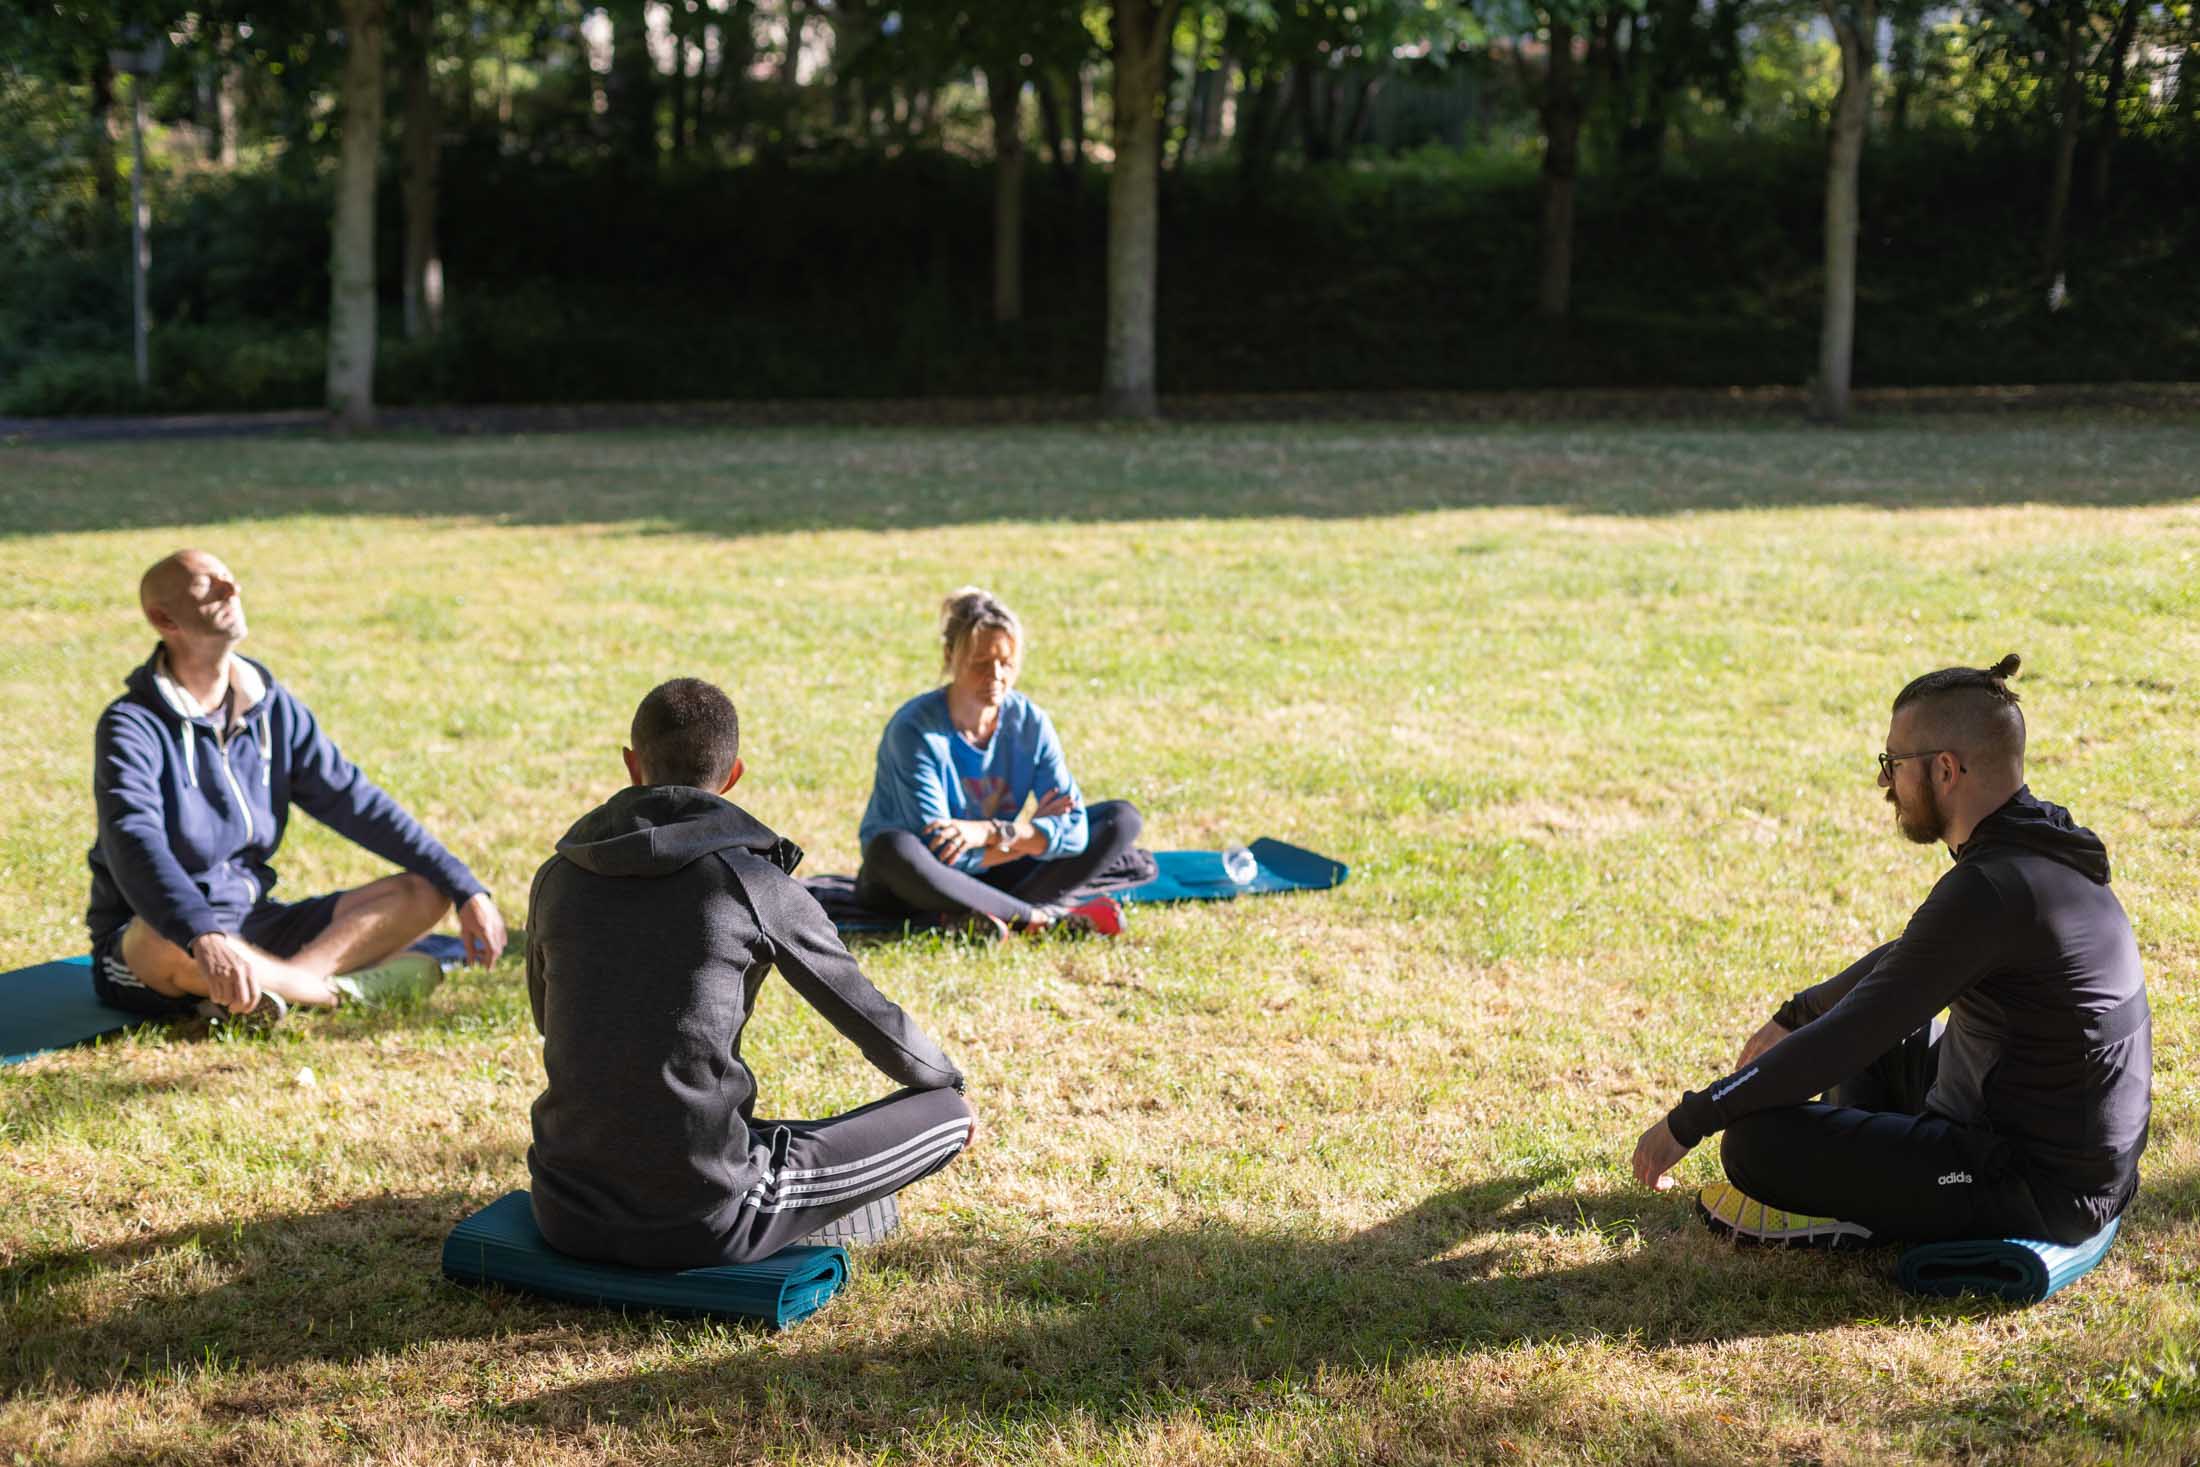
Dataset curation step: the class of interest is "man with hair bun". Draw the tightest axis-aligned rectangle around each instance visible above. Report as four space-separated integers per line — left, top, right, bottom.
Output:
1629 654 2151 1248
524 677 974 1266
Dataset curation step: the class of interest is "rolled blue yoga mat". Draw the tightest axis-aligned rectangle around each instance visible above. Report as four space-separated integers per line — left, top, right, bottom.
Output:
441 1191 850 1328
1896 1216 2120 1305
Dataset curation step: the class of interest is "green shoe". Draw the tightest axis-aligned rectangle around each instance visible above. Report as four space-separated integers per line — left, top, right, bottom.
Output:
1696 1181 1876 1249
331 953 444 1007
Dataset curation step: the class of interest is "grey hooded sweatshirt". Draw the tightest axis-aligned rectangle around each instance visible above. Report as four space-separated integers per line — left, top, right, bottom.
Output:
525 785 963 1267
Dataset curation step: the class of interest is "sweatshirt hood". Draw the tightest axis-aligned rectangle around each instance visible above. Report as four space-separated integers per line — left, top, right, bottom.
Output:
1957 785 2112 884
555 785 803 879
126 645 270 726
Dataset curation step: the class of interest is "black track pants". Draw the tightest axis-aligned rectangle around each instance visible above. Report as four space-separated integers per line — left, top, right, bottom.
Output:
1719 1025 2059 1243
715 1086 973 1264
854 799 1144 925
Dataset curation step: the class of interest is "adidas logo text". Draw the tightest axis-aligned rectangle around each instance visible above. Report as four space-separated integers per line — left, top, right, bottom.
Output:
1937 1171 1973 1186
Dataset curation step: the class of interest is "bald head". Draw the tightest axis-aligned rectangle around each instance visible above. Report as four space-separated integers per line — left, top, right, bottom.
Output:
140 549 247 648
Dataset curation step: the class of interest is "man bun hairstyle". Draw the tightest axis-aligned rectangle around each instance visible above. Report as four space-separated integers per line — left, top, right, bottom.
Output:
1892 653 2026 764
630 677 741 789
939 586 1023 674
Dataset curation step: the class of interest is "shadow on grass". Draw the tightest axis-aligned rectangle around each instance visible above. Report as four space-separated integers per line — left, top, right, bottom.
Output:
3 418 2198 541
9 1163 2168 1443
503 1175 1946 1450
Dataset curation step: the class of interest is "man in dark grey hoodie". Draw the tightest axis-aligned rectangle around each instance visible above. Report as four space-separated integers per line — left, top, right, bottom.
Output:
1629 655 2149 1247
526 677 974 1269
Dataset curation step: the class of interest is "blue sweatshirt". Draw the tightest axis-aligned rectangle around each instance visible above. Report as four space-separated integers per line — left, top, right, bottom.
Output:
86 647 486 950
857 689 1087 874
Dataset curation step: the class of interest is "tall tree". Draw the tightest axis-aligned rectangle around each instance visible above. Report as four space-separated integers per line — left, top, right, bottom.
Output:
2088 0 2144 205
328 0 387 429
400 0 443 338
1534 17 1585 319
983 60 1025 324
1102 0 1183 418
1813 0 1875 423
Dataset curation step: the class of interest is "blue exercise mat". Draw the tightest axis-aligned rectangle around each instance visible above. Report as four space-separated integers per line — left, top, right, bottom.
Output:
806 838 1348 935
1896 1216 2121 1304
1118 838 1349 904
441 1190 850 1328
0 935 481 1067
1 956 132 1067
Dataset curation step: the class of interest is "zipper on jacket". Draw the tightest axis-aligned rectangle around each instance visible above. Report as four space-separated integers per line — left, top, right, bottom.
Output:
219 736 256 847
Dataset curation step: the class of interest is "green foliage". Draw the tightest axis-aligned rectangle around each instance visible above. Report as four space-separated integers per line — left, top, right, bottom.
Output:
2 133 2195 414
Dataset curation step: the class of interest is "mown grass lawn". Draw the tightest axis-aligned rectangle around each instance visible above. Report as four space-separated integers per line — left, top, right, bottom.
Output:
2 418 2196 1465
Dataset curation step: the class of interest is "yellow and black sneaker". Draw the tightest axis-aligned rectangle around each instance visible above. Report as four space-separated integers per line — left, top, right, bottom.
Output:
1696 1182 1876 1249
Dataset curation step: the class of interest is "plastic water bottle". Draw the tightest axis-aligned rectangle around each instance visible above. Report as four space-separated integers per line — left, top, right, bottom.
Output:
1221 845 1258 886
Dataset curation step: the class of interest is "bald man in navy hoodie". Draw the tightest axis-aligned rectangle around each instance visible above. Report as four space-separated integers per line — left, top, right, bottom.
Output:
88 549 507 1024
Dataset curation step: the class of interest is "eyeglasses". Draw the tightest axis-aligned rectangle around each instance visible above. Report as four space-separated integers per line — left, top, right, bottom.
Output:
1878 748 1965 780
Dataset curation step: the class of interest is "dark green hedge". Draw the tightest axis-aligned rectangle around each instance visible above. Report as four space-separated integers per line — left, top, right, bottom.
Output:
5 132 2194 414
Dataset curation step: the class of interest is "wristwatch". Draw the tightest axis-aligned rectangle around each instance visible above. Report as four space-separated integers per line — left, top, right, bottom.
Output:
989 819 1018 852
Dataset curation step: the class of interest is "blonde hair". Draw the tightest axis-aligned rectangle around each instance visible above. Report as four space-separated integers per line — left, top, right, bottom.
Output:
939 587 1023 674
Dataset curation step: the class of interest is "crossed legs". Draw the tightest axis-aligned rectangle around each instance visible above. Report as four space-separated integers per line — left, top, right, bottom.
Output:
855 799 1144 927
117 873 450 1010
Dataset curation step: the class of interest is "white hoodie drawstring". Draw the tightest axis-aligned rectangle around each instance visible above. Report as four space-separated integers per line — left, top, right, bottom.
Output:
257 711 271 786
181 721 198 789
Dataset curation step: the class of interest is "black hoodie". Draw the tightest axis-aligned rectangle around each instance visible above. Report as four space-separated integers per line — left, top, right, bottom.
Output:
1667 787 2150 1242
525 785 963 1267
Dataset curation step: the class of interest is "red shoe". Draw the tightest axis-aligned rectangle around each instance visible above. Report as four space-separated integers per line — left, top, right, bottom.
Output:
1054 894 1124 938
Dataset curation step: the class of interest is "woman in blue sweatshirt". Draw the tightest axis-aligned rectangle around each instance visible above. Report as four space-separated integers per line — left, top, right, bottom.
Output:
855 588 1143 936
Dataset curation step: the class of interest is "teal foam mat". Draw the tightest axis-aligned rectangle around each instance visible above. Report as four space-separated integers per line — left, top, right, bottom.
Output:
1118 838 1349 904
441 1190 850 1328
1896 1216 2121 1304
0 956 132 1066
0 938 481 1067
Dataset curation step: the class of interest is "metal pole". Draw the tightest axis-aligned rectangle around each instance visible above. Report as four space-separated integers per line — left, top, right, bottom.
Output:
131 73 150 390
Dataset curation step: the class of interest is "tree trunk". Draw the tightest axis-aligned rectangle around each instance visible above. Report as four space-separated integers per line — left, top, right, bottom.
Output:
216 36 240 167
1103 0 1180 419
780 0 805 85
1340 74 1378 157
401 0 443 339
1205 52 1230 146
1070 66 1087 168
607 0 657 161
90 60 118 223
328 0 387 430
2090 0 2143 207
985 62 1025 324
1887 0 1921 135
2041 0 2085 284
1035 68 1073 184
1813 0 1875 424
1536 18 1582 321
670 26 690 155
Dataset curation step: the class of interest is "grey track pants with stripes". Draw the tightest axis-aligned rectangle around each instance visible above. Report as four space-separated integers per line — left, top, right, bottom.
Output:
718 1085 973 1263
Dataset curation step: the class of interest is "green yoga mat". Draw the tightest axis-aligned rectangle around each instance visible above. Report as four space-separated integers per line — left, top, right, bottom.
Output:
1896 1216 2120 1304
441 1190 850 1328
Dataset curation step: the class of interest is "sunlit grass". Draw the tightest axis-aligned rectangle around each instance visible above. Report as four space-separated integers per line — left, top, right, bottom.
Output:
2 419 2197 1464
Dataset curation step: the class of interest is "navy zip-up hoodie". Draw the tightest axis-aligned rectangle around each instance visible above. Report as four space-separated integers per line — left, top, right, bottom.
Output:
1667 787 2150 1242
86 646 485 949
526 785 963 1268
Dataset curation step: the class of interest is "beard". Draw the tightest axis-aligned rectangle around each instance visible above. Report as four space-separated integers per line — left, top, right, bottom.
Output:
1888 777 1947 845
